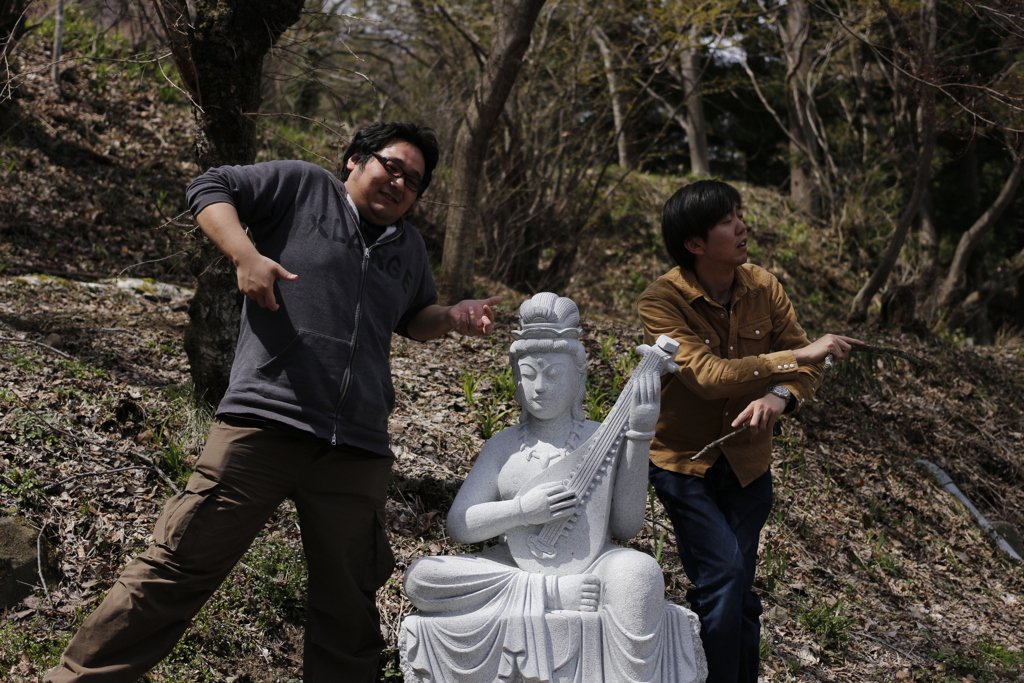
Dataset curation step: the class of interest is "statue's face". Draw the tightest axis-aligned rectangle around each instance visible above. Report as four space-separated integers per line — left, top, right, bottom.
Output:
517 352 578 421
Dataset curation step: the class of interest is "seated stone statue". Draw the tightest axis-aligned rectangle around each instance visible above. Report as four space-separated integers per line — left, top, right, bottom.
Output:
399 293 707 683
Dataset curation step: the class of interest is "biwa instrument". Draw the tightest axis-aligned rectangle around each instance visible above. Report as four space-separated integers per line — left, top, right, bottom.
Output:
507 335 679 575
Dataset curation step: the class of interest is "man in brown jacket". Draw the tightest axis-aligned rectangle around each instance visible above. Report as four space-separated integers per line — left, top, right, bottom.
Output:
639 180 860 683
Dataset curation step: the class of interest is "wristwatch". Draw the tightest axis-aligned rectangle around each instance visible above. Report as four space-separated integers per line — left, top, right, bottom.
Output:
767 385 795 412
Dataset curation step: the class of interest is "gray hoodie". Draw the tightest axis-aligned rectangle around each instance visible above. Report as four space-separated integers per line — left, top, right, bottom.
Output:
187 160 437 456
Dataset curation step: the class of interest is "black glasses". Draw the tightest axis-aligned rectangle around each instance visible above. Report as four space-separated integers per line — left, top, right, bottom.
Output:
370 153 422 194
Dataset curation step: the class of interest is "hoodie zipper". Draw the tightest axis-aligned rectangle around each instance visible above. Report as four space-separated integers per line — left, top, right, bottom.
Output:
330 220 403 446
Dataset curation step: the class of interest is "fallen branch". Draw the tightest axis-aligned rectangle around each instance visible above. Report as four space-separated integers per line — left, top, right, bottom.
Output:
0 335 73 359
36 521 50 604
44 465 156 492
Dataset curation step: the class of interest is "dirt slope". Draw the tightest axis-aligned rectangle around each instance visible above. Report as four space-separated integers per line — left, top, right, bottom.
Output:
1 276 1022 682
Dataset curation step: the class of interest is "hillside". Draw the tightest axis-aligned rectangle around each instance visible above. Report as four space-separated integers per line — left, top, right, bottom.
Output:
2 16 1023 683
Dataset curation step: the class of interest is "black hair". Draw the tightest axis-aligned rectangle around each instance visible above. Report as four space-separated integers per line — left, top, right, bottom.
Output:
661 179 743 269
338 121 440 194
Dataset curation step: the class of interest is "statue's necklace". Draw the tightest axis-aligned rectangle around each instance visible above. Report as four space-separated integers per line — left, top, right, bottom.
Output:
524 419 585 469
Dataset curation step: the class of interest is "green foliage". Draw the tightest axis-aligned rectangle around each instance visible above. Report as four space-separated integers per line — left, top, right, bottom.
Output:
462 366 517 438
0 465 46 508
10 352 39 372
56 357 108 381
460 368 481 407
152 385 214 486
930 638 1024 681
475 397 512 439
492 367 516 403
795 598 852 656
761 544 789 594
0 613 74 678
584 333 640 421
378 648 404 680
584 385 610 422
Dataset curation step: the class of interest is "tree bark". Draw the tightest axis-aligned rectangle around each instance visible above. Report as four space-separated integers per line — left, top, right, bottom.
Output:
51 0 64 86
935 148 1024 315
157 0 304 404
947 246 1024 331
437 0 547 305
680 37 710 178
592 24 636 170
848 0 937 323
780 0 820 217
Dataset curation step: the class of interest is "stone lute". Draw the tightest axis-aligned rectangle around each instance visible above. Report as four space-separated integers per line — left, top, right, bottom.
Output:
506 335 679 575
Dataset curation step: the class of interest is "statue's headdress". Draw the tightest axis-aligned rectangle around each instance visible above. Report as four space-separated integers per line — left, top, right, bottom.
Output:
512 292 581 341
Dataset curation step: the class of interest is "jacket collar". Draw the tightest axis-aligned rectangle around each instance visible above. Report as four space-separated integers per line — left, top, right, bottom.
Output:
672 264 761 305
338 178 405 245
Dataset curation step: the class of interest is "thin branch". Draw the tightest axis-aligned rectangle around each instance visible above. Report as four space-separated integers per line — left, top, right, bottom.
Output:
691 424 748 461
0 336 72 359
851 344 936 368
45 465 156 491
36 522 50 603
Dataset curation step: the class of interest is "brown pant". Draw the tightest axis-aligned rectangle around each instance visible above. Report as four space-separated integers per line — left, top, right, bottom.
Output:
45 422 395 683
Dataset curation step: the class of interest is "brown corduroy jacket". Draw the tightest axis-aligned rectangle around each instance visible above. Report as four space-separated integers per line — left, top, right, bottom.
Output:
638 264 825 487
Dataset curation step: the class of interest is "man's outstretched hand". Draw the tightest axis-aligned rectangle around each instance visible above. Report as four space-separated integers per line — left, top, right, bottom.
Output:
446 296 501 336
794 333 863 366
407 296 503 341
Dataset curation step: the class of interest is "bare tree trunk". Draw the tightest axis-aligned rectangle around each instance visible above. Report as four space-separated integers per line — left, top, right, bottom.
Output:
592 24 635 170
157 0 304 404
935 148 1024 314
51 0 63 86
780 0 820 217
915 189 941 322
680 38 710 178
437 0 547 305
947 246 1024 331
848 0 937 323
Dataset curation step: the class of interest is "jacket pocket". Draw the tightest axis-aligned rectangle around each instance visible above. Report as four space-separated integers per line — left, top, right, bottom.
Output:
362 508 396 592
738 316 772 355
256 330 351 409
153 472 218 554
343 373 395 435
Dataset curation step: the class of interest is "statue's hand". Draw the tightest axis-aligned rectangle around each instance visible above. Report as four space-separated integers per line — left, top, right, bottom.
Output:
516 481 577 526
628 372 660 434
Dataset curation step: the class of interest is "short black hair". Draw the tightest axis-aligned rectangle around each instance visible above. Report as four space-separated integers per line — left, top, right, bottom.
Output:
339 121 440 194
661 179 743 269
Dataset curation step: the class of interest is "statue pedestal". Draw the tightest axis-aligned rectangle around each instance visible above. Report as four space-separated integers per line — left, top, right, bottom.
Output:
400 597 705 683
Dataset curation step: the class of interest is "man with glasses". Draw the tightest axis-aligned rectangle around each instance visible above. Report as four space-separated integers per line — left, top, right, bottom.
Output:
45 122 500 683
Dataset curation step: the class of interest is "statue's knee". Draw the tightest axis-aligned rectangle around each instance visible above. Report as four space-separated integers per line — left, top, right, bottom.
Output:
600 552 664 598
403 557 435 600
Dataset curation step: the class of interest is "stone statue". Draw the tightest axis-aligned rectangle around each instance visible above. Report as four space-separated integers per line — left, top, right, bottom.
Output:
399 293 707 683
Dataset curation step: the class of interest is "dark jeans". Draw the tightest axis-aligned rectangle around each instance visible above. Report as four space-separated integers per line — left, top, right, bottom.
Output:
649 458 773 683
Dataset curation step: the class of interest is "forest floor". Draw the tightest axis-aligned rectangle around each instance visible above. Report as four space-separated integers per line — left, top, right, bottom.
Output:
1 273 1023 683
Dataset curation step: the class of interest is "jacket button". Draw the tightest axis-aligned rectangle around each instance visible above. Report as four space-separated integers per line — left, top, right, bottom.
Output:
754 371 759 376
705 339 710 344
755 330 760 335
